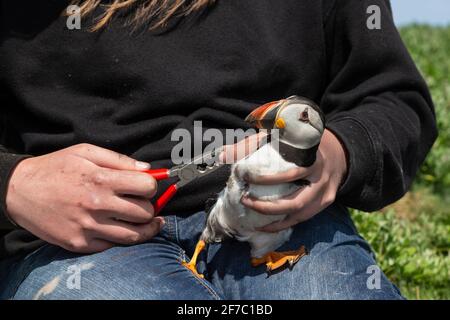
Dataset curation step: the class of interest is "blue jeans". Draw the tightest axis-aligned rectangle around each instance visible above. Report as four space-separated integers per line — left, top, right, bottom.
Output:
0 205 403 299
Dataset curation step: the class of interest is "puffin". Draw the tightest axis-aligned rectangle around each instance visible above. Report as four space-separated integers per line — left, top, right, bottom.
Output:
182 96 325 277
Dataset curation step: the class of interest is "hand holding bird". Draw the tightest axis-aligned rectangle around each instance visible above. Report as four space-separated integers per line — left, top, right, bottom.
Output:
240 129 348 233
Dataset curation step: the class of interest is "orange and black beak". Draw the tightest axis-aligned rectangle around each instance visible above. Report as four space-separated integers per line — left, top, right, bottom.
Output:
245 100 286 130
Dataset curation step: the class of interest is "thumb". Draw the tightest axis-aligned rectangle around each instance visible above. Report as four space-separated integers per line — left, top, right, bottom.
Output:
72 144 150 171
219 132 268 164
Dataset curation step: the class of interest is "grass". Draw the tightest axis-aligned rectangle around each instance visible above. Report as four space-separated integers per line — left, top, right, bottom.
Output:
351 25 450 300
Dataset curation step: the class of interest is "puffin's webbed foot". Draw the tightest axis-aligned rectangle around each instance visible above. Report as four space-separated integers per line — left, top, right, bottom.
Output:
251 246 307 275
182 240 206 278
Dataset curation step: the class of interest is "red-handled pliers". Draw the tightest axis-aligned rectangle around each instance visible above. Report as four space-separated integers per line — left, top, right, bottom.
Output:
143 148 224 214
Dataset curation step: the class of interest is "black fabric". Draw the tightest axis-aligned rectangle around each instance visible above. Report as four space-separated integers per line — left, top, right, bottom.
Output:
0 153 30 229
0 0 437 258
0 230 44 260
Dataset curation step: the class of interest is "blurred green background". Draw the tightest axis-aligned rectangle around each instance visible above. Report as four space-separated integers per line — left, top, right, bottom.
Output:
352 25 450 300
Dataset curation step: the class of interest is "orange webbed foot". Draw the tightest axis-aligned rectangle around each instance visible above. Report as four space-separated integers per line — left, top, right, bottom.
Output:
182 240 206 279
251 246 307 274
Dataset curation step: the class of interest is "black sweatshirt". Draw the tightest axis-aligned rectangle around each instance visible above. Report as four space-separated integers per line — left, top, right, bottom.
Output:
0 0 437 258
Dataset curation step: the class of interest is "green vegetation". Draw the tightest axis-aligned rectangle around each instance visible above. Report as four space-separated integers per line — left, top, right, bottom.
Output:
352 25 450 300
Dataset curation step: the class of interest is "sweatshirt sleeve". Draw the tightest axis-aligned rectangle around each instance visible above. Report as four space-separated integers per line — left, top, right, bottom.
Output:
321 0 438 211
0 147 29 229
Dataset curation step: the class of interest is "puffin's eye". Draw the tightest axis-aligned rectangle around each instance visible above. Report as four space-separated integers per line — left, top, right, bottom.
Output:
299 109 309 122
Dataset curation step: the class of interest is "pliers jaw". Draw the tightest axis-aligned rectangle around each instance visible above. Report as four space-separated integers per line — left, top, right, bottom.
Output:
170 160 223 188
145 146 225 214
169 147 224 188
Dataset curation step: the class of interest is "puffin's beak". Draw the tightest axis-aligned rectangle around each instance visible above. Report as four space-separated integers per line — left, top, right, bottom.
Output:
245 100 284 129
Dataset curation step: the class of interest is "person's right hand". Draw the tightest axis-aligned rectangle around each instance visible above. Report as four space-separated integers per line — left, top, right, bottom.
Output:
5 144 164 253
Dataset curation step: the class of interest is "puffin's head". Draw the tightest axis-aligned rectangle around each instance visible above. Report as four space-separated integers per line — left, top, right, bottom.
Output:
245 96 325 149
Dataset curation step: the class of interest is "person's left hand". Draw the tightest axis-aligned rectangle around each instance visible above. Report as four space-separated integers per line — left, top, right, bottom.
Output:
239 129 348 232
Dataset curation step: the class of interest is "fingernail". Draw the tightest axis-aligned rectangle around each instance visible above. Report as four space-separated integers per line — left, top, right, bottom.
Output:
136 161 151 170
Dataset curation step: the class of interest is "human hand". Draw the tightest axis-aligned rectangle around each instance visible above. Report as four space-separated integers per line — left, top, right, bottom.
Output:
6 144 163 253
232 130 348 232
